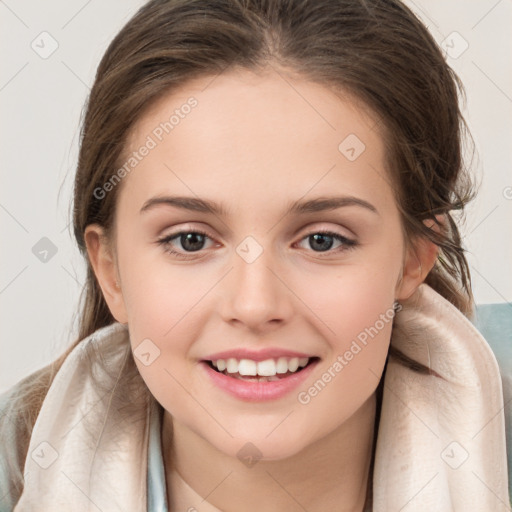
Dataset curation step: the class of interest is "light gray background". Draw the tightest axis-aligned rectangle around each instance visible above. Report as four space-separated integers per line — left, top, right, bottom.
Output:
1 0 511 393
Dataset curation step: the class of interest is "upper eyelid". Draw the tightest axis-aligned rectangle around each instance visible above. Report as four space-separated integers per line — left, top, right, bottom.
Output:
159 226 356 248
160 221 356 240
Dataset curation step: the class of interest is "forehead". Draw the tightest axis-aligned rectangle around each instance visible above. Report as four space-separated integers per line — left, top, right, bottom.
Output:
117 67 394 218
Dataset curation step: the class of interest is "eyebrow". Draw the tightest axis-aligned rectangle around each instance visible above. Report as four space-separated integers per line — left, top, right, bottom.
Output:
139 195 379 217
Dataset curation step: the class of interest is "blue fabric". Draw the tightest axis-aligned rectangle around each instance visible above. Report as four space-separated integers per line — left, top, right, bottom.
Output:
147 402 169 512
472 302 512 502
0 388 18 512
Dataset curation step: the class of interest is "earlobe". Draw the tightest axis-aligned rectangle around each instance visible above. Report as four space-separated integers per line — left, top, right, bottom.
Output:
84 224 128 324
395 214 444 301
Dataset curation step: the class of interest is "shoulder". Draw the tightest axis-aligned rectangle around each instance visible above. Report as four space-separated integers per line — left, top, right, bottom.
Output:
0 363 55 511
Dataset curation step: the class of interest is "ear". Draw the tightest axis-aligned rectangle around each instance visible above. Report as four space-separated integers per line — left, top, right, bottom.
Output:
395 214 444 301
84 224 128 324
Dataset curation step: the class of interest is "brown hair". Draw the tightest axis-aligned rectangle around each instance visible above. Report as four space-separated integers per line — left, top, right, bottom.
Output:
6 0 476 503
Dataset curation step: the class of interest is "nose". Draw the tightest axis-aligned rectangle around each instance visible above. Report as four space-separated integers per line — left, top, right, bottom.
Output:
219 244 294 333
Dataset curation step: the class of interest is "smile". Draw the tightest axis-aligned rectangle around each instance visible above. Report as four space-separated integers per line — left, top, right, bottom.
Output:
207 356 316 380
200 357 320 401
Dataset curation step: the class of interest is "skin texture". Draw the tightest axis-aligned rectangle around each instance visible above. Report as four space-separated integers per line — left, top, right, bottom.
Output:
85 66 439 511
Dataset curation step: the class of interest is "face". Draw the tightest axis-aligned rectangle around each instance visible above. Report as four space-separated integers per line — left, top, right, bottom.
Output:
86 66 435 461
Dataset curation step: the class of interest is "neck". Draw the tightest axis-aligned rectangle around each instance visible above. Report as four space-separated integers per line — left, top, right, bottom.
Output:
162 393 377 512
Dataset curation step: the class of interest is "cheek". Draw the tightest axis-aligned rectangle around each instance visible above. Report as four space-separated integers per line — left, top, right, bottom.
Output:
116 234 220 409
128 315 205 427
118 236 208 336
314 276 394 388
295 294 394 431
290 256 397 412
295 254 401 342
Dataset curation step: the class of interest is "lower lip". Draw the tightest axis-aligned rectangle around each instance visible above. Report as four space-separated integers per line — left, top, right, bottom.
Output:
200 359 319 402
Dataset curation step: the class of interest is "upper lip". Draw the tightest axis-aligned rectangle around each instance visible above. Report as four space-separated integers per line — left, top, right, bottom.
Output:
202 348 317 362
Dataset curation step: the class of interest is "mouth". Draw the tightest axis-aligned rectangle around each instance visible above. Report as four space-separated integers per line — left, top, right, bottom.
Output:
200 355 321 402
203 356 321 382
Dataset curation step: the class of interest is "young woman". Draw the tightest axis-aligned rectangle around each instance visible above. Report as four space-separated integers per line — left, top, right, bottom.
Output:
1 1 510 511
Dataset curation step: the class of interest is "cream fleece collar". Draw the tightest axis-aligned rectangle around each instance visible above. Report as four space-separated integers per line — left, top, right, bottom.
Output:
373 284 509 510
13 284 510 511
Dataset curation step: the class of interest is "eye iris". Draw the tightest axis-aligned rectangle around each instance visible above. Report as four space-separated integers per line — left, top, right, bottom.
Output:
310 233 333 252
181 232 205 252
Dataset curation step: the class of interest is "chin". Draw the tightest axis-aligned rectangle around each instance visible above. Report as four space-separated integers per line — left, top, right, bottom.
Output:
211 428 313 464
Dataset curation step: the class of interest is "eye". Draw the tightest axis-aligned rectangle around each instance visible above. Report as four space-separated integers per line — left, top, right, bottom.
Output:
296 230 357 254
157 229 215 259
156 228 358 260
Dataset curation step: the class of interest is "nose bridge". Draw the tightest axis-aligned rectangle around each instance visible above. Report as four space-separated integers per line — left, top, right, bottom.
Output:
220 235 292 329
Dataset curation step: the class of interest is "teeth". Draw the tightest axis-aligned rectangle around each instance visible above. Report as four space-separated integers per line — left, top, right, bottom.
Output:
211 356 311 377
288 357 299 372
257 359 276 376
226 358 238 373
238 359 257 376
276 357 289 374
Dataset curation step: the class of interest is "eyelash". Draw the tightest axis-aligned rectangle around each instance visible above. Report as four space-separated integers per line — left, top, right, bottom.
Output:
156 228 358 260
